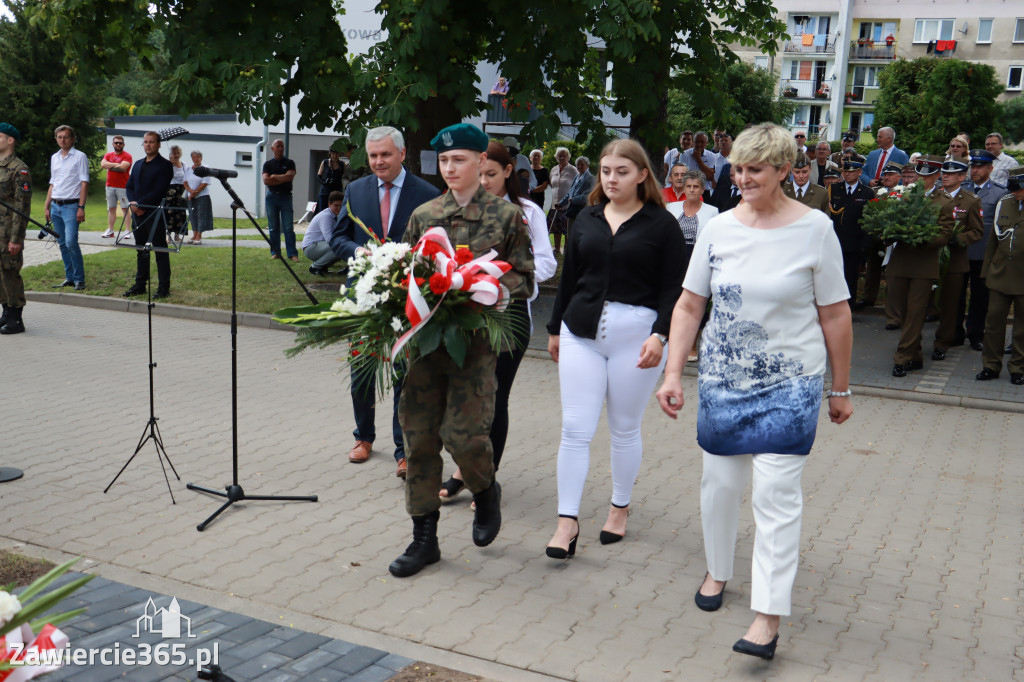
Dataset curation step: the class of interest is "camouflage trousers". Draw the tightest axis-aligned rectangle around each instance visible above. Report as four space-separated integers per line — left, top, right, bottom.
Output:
399 335 497 516
0 247 24 307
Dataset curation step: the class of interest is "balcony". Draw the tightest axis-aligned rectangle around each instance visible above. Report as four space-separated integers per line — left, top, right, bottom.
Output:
484 94 541 125
783 33 838 54
843 86 880 106
780 79 831 100
849 40 897 60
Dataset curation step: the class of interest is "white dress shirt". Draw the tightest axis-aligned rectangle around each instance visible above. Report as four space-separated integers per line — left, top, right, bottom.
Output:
682 148 718 191
991 153 1019 187
49 147 90 200
302 207 341 249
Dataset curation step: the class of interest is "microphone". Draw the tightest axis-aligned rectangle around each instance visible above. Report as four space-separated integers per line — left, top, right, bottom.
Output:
193 166 238 179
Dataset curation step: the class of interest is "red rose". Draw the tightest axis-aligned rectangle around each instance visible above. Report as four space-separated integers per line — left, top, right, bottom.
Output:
421 242 443 257
455 247 474 266
429 272 451 295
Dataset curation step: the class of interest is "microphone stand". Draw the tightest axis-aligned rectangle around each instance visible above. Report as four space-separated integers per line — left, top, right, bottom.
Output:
187 177 318 531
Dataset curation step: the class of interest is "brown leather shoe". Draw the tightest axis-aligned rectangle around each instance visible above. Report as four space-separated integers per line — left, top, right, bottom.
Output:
396 458 407 479
348 440 372 463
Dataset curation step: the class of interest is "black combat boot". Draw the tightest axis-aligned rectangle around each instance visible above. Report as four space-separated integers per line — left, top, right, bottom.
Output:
0 304 8 328
472 480 501 547
0 306 24 334
388 510 440 578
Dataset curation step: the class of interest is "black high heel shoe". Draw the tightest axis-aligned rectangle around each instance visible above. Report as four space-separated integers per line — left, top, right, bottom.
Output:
599 503 628 545
546 515 579 559
694 572 726 612
732 633 779 660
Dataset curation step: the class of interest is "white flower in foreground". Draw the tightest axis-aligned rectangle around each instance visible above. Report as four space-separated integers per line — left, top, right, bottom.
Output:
391 317 404 333
0 590 21 624
331 299 362 316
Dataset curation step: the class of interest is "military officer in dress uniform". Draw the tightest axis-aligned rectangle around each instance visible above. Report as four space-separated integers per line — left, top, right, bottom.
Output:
783 154 829 213
831 132 858 166
860 162 906 310
888 155 955 376
0 122 31 335
976 171 1024 385
932 159 984 359
389 123 535 578
960 149 1006 351
828 155 875 305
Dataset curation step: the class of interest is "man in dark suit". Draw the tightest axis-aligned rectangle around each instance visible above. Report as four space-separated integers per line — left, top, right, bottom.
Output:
123 131 174 299
783 155 829 213
828 156 875 303
861 127 910 188
710 163 740 211
330 126 440 478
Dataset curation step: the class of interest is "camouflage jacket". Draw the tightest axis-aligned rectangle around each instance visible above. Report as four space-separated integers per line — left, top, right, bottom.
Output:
404 186 535 299
0 154 31 245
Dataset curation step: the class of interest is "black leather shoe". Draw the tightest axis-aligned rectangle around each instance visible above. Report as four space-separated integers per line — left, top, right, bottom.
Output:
388 510 440 578
1012 373 1024 385
73 282 85 291
471 480 501 547
970 340 984 351
0 306 25 335
932 348 945 361
123 284 146 297
976 368 1000 381
907 359 924 371
52 279 73 288
884 323 900 330
733 634 779 660
694 573 726 612
892 364 907 377
153 290 170 300
308 265 327 276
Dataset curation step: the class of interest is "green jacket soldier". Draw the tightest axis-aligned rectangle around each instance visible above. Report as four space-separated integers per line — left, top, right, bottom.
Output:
783 155 829 213
0 122 31 335
977 170 1024 385
390 123 535 578
932 159 984 359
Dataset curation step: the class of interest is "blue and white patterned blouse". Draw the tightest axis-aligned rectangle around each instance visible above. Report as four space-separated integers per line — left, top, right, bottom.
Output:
682 210 849 456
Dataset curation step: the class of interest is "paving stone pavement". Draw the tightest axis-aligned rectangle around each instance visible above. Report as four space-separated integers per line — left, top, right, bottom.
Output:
1 302 1023 681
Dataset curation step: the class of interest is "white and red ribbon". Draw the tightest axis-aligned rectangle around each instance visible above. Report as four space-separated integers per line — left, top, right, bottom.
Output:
1 623 70 681
391 227 512 360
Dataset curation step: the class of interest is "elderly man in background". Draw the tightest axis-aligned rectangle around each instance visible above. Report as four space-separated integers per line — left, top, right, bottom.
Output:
810 141 837 186
560 155 595 233
985 133 1020 187
863 127 910 188
682 131 717 200
663 130 693 186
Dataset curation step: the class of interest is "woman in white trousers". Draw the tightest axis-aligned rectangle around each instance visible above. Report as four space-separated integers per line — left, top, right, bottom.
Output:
657 123 854 660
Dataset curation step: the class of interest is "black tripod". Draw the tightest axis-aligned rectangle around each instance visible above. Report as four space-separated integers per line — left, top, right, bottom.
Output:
187 176 318 531
105 238 181 501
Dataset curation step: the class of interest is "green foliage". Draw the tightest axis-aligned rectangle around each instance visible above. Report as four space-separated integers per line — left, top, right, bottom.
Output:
538 140 590 169
667 61 795 140
860 182 942 245
1000 96 1024 144
875 58 1002 153
0 0 103 179
0 557 93 641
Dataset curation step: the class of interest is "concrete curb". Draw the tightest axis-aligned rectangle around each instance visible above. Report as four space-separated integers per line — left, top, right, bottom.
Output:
28 291 1024 415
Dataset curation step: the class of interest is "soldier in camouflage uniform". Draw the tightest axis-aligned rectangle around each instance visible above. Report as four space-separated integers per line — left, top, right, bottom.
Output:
389 123 535 578
0 123 31 335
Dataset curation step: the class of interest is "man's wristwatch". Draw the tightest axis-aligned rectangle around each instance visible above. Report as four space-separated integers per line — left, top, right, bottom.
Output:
653 333 668 346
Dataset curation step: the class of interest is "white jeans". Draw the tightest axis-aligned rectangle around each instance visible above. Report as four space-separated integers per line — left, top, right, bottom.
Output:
556 302 666 516
701 451 806 616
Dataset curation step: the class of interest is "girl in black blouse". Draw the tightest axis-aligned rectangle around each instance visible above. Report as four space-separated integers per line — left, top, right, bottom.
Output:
545 139 684 559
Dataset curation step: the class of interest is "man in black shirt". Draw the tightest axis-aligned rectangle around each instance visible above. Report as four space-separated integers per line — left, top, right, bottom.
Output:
123 131 174 298
262 139 298 261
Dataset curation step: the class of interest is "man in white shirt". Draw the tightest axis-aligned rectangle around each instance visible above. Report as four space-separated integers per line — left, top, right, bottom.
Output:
681 131 717 198
663 130 693 187
713 133 732 184
302 191 344 275
44 125 90 290
985 133 1020 187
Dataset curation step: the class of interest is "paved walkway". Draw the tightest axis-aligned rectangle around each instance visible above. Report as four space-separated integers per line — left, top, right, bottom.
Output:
1 301 1023 681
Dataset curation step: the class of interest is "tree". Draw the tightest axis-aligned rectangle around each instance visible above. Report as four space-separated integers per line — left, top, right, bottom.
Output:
1000 96 1024 144
0 0 103 176
31 0 786 171
666 61 795 139
874 58 1002 152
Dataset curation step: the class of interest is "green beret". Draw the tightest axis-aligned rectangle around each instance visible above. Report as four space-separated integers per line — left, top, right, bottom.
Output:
431 123 489 153
0 122 20 141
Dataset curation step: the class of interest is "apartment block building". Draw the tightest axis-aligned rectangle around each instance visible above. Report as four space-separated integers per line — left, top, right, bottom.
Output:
733 1 1024 142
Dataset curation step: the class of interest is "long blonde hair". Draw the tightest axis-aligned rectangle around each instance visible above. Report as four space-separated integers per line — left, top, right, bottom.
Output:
588 138 665 208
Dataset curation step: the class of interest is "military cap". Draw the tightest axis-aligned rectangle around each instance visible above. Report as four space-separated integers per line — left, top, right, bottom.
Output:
432 123 489 153
1007 171 1024 193
0 122 20 141
881 162 903 175
792 155 809 169
914 154 945 176
842 132 857 142
940 159 969 174
842 155 865 171
823 168 842 179
968 149 996 166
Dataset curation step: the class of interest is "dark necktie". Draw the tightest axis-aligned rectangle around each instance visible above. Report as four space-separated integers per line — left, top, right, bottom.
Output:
797 187 804 199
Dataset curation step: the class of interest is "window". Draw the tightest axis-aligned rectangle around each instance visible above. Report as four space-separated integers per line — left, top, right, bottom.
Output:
235 151 252 167
788 60 814 80
859 21 897 42
1009 66 1023 91
914 19 953 43
754 56 769 70
1015 18 1024 43
853 66 882 87
977 19 993 44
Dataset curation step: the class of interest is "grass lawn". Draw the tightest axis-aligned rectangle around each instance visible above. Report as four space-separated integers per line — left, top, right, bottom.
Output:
27 183 269 232
23 247 343 315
